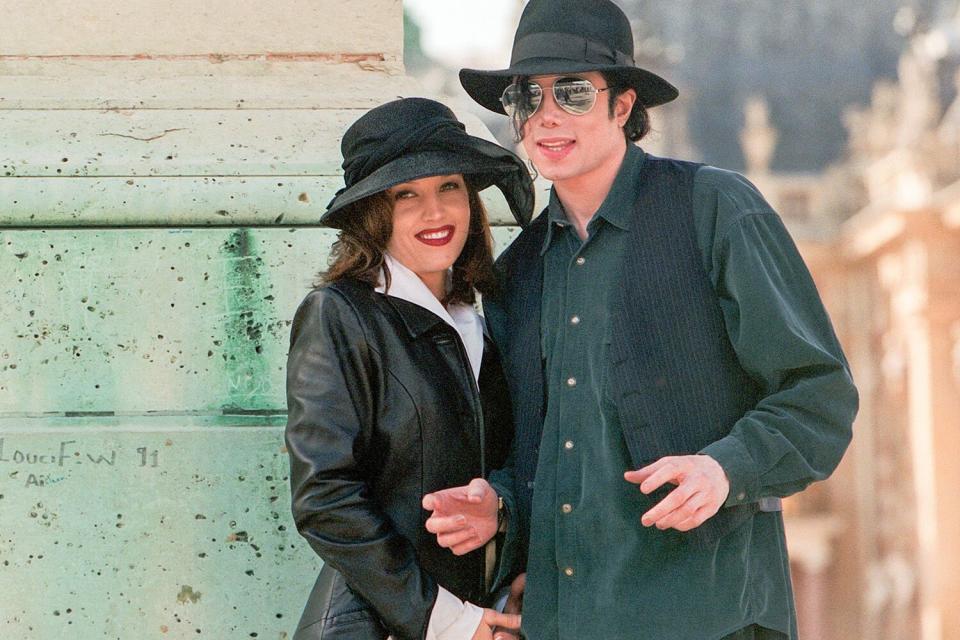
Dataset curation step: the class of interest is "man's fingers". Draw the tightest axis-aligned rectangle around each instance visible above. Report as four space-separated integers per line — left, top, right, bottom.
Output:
425 514 466 534
483 610 521 631
674 504 714 531
436 527 478 549
637 463 684 494
422 492 437 511
640 483 695 526
466 477 490 503
623 456 675 485
623 467 654 485
423 486 478 514
509 572 526 597
450 538 484 556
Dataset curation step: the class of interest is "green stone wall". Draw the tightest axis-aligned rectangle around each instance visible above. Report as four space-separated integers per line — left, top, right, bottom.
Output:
1 82 524 638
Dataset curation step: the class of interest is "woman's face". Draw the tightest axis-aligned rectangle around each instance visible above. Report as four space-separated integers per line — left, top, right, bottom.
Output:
385 174 471 298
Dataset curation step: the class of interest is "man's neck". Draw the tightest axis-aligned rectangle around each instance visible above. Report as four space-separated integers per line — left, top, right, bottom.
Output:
554 144 628 240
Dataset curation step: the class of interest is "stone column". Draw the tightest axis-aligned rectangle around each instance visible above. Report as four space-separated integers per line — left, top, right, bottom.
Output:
0 2 514 637
892 215 960 640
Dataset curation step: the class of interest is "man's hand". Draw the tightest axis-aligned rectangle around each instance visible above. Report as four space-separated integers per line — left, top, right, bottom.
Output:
423 478 499 555
493 573 526 640
472 609 521 640
623 455 730 532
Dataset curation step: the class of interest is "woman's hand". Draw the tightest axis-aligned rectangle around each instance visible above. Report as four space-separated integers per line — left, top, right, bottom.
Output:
423 478 499 555
471 609 521 640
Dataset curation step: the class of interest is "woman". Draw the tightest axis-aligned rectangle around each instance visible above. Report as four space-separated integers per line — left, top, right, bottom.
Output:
285 98 533 640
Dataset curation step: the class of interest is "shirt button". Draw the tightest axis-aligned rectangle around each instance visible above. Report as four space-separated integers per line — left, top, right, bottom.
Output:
564 567 574 577
564 440 574 450
561 503 573 514
566 377 577 387
736 492 746 501
570 315 580 325
575 256 586 266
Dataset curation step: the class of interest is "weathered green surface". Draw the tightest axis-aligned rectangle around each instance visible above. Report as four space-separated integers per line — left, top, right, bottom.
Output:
0 108 522 226
1 223 523 637
1 109 356 177
0 422 315 639
0 176 335 226
0 176 518 227
1 227 522 415
0 43 529 635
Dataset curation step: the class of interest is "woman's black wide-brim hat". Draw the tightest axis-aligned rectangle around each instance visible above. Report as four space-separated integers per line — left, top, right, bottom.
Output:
460 0 679 114
322 98 534 228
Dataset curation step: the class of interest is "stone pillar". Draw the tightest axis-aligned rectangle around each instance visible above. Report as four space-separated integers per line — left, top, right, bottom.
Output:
0 2 517 636
890 217 960 640
840 205 960 640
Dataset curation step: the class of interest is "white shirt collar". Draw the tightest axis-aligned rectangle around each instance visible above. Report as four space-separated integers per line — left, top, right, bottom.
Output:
375 254 485 383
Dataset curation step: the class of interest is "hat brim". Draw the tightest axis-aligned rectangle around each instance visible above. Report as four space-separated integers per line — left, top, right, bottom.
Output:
460 58 679 114
322 144 533 228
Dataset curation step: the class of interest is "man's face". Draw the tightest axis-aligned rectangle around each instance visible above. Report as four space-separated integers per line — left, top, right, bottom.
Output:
519 71 635 188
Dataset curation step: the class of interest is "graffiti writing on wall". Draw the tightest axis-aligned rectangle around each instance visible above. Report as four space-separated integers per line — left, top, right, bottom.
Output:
0 437 160 488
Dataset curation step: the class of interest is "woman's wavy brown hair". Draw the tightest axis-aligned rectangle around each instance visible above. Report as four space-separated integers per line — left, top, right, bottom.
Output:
319 183 497 306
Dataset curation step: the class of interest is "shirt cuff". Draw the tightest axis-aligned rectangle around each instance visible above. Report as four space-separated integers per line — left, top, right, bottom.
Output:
699 434 759 507
426 587 485 640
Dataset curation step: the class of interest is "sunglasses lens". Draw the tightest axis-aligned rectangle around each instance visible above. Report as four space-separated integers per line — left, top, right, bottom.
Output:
553 79 598 115
500 83 542 118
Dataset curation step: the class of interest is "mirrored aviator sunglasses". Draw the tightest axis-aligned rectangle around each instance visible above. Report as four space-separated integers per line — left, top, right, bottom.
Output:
500 77 610 118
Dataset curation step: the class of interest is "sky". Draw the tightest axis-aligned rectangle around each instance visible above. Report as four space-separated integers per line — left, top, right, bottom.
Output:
403 0 520 67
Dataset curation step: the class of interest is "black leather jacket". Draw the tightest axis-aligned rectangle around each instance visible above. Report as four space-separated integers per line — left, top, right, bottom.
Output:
286 278 512 640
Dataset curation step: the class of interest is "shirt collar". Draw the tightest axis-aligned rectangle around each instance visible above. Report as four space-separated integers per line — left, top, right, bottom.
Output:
539 145 646 255
375 254 485 382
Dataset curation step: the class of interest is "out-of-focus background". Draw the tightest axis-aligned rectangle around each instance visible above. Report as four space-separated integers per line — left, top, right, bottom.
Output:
1 1 959 638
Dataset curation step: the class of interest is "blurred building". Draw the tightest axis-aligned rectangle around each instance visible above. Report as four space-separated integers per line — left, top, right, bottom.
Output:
742 8 960 639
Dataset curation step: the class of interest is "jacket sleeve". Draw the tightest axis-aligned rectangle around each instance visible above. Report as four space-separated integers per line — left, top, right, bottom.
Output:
487 450 523 590
480 295 525 588
285 288 438 640
694 170 858 506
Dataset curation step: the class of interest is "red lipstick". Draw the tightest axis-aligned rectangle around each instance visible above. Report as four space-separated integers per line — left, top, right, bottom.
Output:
415 225 455 246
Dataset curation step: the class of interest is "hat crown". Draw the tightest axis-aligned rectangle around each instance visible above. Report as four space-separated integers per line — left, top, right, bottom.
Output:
341 98 457 165
512 0 634 66
339 98 464 189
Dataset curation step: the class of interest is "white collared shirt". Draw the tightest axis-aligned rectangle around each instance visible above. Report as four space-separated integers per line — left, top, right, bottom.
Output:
376 254 485 383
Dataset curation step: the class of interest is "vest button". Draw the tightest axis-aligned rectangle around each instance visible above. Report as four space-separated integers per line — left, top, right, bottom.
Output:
564 567 575 577
566 377 577 387
561 503 573 514
575 256 586 266
564 440 574 450
570 315 580 325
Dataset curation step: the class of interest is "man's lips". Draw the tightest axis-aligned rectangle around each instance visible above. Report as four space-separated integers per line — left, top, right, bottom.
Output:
536 138 575 160
415 225 455 246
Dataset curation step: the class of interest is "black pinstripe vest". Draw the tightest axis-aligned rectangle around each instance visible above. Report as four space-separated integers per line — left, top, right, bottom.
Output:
484 154 763 565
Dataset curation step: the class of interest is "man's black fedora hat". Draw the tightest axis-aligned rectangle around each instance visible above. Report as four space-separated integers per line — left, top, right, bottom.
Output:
322 98 534 228
460 0 678 114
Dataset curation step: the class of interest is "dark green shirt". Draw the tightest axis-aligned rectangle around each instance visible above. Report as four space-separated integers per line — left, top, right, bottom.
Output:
517 144 851 639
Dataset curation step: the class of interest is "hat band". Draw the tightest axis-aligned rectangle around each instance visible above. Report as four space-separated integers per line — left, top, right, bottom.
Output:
511 32 635 68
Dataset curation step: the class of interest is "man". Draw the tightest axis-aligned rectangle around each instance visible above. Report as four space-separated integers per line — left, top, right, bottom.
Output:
423 1 858 638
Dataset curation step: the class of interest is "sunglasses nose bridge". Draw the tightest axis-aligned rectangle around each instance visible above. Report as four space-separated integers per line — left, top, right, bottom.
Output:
538 84 567 119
